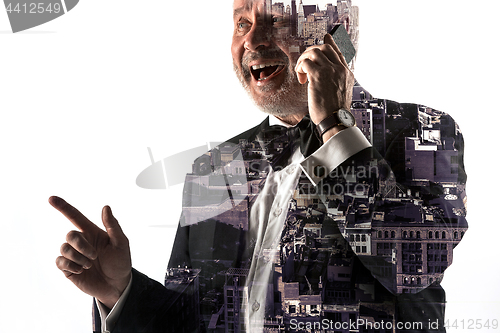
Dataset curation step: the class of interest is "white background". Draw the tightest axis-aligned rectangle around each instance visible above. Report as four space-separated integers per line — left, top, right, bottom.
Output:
0 0 498 331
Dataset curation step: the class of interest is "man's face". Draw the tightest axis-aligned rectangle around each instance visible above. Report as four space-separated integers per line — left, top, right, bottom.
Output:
231 0 308 118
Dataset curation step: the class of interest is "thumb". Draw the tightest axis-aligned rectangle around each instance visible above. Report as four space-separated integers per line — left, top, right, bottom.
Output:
102 206 127 247
295 61 309 84
324 32 335 47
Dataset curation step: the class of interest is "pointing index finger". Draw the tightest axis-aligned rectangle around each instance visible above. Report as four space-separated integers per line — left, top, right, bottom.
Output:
49 196 97 232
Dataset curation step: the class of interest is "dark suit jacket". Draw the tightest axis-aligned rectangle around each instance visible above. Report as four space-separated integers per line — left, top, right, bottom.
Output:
94 96 467 333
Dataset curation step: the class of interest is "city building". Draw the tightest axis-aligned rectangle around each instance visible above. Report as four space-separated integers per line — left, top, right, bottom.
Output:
164 267 201 333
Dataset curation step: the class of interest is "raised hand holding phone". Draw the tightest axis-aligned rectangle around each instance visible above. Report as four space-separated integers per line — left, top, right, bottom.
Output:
295 32 355 139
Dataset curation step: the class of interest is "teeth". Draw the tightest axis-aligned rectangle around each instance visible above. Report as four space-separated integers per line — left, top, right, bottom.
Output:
251 62 284 70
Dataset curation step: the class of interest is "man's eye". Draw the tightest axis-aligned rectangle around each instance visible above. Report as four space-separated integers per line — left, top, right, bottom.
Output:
272 16 287 28
237 21 251 31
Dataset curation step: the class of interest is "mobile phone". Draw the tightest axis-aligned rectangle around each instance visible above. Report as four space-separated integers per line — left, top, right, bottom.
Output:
329 24 356 64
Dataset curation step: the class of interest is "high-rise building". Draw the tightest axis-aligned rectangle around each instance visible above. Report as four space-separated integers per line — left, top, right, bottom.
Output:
297 0 305 36
337 0 351 17
271 2 284 17
264 0 272 24
372 101 387 156
224 268 250 333
303 13 328 45
326 3 337 31
290 0 297 36
164 267 201 333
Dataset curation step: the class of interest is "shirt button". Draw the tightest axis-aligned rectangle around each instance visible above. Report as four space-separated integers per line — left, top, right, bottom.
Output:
287 165 296 174
274 207 283 217
252 300 260 312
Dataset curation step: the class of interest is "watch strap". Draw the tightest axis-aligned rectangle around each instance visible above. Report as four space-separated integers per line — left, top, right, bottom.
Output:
316 112 341 137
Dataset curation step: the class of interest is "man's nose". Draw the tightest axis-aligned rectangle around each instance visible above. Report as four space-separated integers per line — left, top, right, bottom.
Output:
244 23 273 51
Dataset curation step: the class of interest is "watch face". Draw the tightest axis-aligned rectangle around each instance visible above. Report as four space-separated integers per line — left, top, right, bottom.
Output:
338 109 356 127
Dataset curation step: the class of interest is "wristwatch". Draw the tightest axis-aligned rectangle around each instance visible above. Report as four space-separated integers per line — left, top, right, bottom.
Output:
316 108 356 137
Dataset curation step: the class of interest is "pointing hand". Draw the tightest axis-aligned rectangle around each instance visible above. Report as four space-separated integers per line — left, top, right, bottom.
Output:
51 196 132 309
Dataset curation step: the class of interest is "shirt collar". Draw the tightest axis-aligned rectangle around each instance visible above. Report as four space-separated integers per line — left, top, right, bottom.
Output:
268 115 296 128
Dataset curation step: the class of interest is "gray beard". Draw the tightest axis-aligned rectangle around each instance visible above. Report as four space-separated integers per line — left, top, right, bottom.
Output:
233 61 308 118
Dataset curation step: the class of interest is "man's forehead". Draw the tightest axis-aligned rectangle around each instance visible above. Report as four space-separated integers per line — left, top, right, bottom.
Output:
233 0 262 13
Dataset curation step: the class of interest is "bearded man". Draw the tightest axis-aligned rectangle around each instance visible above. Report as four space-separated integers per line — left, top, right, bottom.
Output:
51 0 467 332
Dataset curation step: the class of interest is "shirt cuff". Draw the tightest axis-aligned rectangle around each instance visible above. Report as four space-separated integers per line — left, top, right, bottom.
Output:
96 274 133 333
299 126 371 186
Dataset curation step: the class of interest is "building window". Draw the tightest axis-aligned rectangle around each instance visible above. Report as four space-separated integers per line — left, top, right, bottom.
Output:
429 231 433 239
442 231 446 239
391 231 395 238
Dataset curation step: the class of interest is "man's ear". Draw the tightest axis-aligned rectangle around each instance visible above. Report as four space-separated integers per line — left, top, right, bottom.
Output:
336 14 350 34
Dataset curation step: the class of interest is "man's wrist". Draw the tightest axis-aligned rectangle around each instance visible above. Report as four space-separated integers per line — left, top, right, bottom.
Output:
315 108 355 138
97 272 133 309
321 124 347 143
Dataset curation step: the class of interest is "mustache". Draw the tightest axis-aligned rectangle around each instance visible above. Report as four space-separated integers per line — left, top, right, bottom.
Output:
242 48 289 68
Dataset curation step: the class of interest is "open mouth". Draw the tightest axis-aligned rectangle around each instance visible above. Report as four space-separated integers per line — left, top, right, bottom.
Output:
250 62 286 81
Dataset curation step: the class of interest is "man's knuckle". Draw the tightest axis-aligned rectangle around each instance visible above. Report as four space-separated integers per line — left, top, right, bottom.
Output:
66 230 79 242
310 48 322 58
66 230 86 248
55 256 68 270
319 44 332 53
60 243 72 256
